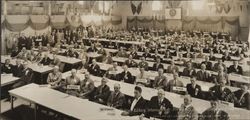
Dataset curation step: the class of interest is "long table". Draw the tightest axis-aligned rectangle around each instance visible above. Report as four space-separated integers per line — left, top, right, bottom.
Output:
1 74 19 86
9 83 148 120
61 71 250 120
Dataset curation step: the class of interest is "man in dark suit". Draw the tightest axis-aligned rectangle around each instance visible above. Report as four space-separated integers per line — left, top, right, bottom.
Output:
124 55 137 68
40 53 51 65
147 89 174 119
234 84 250 110
221 51 231 62
87 43 98 53
12 62 33 88
209 80 235 103
118 65 134 84
12 59 24 77
93 77 110 104
182 62 196 77
1 59 13 74
10 46 20 58
152 57 164 71
201 56 213 70
138 57 149 71
88 59 101 76
209 51 216 61
228 61 243 75
196 64 211 82
142 49 152 59
107 83 126 109
186 77 202 99
201 99 229 120
121 86 147 116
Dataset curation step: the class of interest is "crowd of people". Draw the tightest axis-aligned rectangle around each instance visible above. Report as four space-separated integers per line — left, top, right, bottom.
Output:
2 26 250 120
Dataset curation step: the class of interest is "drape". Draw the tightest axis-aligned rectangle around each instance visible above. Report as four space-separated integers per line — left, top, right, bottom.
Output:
30 15 50 30
50 15 68 29
66 15 82 29
4 15 30 32
137 16 153 28
127 16 137 29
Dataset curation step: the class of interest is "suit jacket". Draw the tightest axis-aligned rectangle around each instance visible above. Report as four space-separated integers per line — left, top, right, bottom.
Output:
130 51 138 58
201 108 229 120
142 53 152 58
118 71 134 84
107 91 125 109
40 57 52 65
128 97 147 116
166 65 179 74
166 79 184 93
234 89 250 110
201 61 213 70
20 68 33 83
177 104 198 120
196 70 211 82
186 84 202 98
228 65 243 75
154 75 168 89
152 63 164 71
11 50 20 57
138 61 149 71
209 85 234 103
182 68 196 77
222 55 231 62
87 47 98 53
124 59 137 68
12 64 24 77
147 96 173 119
88 64 101 76
94 84 110 103
1 64 13 74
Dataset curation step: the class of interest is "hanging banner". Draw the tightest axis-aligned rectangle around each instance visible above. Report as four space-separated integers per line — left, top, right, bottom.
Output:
165 8 181 19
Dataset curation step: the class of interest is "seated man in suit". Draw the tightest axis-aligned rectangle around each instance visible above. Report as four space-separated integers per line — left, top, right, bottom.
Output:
213 59 227 73
1 59 13 74
12 62 33 88
138 57 149 71
201 99 229 120
79 72 95 99
64 47 79 58
182 62 196 77
97 45 106 55
234 84 250 110
129 47 138 59
87 43 98 53
147 89 174 119
47 66 62 89
166 60 179 74
152 57 164 71
221 51 231 62
214 65 230 85
10 46 20 58
209 80 234 103
163 50 172 59
116 47 127 58
208 51 216 61
177 95 198 120
63 69 81 96
124 55 137 68
201 56 213 70
118 65 134 84
183 49 194 58
142 48 152 59
121 86 147 117
93 77 110 104
105 62 119 80
40 53 51 65
107 83 126 109
196 64 211 82
153 68 168 90
50 54 61 67
186 77 202 99
166 72 184 94
88 59 101 76
228 60 243 75
136 67 150 86
12 59 24 77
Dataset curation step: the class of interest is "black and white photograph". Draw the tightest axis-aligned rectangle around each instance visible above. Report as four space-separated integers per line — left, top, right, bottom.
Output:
0 0 250 120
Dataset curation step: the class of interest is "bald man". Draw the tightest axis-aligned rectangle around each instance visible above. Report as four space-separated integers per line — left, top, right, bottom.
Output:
107 83 126 109
147 89 174 119
47 66 62 89
177 95 198 120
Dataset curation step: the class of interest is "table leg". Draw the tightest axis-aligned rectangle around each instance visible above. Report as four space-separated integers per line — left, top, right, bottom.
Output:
34 103 37 120
10 95 14 110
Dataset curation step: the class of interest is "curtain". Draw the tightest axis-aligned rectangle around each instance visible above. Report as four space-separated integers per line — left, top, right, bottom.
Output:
50 15 68 29
182 16 196 31
30 15 50 30
127 16 137 29
222 16 239 38
111 16 122 25
4 15 30 32
154 16 165 29
66 15 82 29
137 16 153 28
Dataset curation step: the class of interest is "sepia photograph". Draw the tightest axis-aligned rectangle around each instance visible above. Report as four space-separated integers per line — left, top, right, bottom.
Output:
0 0 250 120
